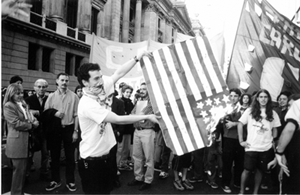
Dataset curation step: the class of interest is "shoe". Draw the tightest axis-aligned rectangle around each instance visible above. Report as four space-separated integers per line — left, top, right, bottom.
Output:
66 183 77 192
222 185 232 193
159 171 169 179
261 184 268 190
139 183 151 191
173 180 184 191
117 170 121 175
207 180 218 189
128 161 134 167
188 177 203 183
45 181 62 191
219 172 222 178
178 172 182 178
182 180 194 190
119 164 133 171
128 179 143 186
245 187 250 191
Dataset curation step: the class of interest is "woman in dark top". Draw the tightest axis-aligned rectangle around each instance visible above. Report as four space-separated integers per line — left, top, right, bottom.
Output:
117 84 135 170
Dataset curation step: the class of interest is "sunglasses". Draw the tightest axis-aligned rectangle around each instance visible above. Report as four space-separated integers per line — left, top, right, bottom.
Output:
36 86 47 89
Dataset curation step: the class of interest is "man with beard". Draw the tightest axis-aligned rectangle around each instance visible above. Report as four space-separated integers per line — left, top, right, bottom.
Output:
127 82 157 191
44 73 79 192
76 53 159 194
25 79 50 180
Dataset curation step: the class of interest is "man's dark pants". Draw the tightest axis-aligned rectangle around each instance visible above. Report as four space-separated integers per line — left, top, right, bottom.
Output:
48 124 75 184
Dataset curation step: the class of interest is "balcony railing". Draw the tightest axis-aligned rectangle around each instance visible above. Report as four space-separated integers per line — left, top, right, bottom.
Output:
28 11 86 44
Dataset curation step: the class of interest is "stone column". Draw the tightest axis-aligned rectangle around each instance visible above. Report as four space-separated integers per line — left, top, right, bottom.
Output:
103 0 112 39
77 0 92 33
48 0 65 21
122 0 130 43
143 4 157 41
165 20 172 44
134 0 142 42
97 9 105 37
111 0 121 41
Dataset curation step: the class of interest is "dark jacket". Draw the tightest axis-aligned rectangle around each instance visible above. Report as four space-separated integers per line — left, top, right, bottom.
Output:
41 108 61 149
111 96 125 142
121 96 135 135
25 94 48 122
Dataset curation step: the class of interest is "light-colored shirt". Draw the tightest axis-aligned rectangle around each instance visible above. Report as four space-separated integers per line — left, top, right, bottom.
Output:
239 108 281 152
78 76 116 158
44 89 79 125
285 99 300 129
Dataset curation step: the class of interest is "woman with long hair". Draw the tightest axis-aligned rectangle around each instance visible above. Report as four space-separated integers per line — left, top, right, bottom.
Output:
237 89 281 195
3 84 39 195
239 94 252 114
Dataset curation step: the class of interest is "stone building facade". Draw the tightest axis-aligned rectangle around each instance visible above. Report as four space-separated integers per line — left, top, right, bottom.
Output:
2 0 194 91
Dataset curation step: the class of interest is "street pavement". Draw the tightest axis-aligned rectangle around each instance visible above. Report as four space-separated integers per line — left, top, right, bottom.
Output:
1 143 276 194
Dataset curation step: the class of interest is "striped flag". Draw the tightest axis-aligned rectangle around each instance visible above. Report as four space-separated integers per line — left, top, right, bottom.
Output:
140 36 229 155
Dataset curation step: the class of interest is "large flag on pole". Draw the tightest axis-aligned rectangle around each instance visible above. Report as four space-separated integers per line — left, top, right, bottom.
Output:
140 36 229 155
226 0 300 101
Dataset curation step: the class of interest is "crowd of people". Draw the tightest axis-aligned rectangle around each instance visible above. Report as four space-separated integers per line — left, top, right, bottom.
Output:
2 52 300 195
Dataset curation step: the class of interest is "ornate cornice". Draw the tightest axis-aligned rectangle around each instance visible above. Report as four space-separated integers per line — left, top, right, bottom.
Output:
3 17 90 51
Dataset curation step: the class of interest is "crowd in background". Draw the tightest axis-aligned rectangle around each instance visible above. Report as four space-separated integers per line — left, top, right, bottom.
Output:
1 72 300 194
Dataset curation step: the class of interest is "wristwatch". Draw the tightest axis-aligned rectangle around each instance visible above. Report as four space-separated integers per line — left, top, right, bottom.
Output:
275 147 284 155
134 56 139 62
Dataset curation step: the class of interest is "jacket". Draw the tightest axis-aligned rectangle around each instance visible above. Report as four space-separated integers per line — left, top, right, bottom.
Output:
121 96 135 134
4 101 32 158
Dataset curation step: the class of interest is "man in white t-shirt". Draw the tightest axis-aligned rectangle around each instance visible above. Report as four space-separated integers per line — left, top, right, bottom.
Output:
275 97 300 194
237 89 280 195
76 54 159 194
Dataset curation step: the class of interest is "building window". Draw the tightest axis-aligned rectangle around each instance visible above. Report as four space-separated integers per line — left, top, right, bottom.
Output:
66 0 78 28
28 43 54 72
158 18 161 29
66 53 84 76
42 47 54 72
28 43 39 70
31 0 42 14
91 7 99 34
65 53 73 75
75 56 83 76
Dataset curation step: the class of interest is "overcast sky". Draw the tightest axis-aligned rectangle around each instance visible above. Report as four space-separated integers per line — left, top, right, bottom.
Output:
185 0 300 59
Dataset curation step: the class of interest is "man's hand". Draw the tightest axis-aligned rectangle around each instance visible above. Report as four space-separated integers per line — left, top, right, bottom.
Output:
267 157 277 170
147 114 161 124
240 141 250 149
32 121 39 129
30 110 40 117
276 154 290 176
54 111 64 119
72 131 78 143
225 120 236 129
2 0 32 18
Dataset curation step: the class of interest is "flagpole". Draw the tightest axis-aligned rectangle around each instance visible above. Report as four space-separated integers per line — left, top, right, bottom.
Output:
225 0 247 79
291 6 300 22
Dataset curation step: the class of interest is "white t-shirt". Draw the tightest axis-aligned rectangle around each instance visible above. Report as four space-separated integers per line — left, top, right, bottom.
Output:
285 99 300 128
239 108 281 152
78 76 116 158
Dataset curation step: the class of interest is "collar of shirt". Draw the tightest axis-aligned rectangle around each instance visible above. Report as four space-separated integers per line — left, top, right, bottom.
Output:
56 88 69 95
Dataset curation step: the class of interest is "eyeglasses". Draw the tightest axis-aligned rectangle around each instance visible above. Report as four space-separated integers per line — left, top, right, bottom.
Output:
36 86 47 89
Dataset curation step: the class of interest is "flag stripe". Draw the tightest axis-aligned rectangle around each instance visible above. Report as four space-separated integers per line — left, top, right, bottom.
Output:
174 42 202 101
143 56 184 155
185 39 213 97
152 51 190 154
180 42 205 95
155 49 195 152
195 37 224 94
192 39 216 95
167 46 205 149
202 36 227 87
